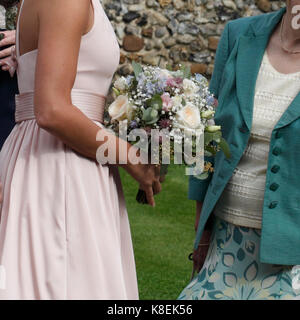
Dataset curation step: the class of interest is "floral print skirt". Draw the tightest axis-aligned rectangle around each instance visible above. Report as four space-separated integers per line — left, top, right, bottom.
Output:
178 217 300 300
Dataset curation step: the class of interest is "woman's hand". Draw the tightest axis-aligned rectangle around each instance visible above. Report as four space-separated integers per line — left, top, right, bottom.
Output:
123 162 162 207
192 201 211 273
0 30 16 72
193 230 211 273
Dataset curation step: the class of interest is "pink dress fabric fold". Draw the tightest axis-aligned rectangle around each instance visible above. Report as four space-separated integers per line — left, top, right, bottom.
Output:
0 0 139 300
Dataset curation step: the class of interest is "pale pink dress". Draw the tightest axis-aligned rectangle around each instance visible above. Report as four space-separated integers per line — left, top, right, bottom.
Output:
0 0 139 300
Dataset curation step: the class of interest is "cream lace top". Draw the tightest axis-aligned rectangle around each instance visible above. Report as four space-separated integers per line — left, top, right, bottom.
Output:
214 52 300 229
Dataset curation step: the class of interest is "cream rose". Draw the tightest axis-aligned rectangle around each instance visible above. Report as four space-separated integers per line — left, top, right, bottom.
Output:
114 77 127 92
183 79 198 96
108 95 133 121
176 104 202 129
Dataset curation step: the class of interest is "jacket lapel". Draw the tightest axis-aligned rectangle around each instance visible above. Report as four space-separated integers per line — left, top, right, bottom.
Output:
275 93 300 129
236 34 269 130
235 8 286 130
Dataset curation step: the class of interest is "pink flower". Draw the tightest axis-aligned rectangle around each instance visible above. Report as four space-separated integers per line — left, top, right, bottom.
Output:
161 93 173 111
166 77 183 88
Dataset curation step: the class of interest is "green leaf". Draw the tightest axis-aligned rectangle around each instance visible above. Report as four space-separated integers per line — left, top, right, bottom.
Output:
146 94 163 110
212 131 222 143
180 65 191 79
132 61 143 79
194 171 209 180
204 131 221 145
112 88 120 96
204 132 214 145
166 64 173 71
219 137 231 159
205 145 217 156
142 108 159 125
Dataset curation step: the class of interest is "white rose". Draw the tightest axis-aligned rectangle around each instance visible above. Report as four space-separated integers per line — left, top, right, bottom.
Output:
176 104 202 129
114 77 127 92
108 95 133 122
183 79 199 96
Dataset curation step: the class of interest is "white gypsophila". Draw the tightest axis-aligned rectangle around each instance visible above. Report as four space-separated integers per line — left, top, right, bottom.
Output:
183 79 199 96
158 68 172 79
172 95 183 108
114 77 128 92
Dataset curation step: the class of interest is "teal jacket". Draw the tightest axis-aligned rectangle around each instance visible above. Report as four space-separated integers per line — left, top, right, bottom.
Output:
190 7 300 265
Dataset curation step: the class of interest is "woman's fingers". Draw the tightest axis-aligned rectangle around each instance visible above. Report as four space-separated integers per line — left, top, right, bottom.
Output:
144 185 155 207
152 180 161 195
0 56 13 71
193 246 209 273
0 46 13 59
0 31 16 48
1 65 9 71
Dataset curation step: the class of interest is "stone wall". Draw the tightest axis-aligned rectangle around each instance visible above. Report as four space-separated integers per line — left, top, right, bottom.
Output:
103 0 285 77
0 0 286 78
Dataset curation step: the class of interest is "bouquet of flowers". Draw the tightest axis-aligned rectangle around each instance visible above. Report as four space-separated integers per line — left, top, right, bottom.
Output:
105 62 230 204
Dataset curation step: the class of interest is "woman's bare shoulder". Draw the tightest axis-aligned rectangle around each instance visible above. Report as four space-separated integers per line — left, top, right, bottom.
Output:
36 0 91 26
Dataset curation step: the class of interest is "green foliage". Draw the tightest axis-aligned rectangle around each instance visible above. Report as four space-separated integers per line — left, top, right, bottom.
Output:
142 107 159 125
120 165 195 300
132 61 143 79
204 131 222 145
146 94 163 111
180 65 192 79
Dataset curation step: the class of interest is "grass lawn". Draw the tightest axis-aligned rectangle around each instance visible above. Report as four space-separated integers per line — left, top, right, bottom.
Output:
120 165 196 300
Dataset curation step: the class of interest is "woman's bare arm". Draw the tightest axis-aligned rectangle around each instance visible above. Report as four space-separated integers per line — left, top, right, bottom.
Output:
34 0 102 159
30 0 161 206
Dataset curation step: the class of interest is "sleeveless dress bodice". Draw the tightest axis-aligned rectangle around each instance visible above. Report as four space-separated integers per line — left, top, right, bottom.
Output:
17 0 120 96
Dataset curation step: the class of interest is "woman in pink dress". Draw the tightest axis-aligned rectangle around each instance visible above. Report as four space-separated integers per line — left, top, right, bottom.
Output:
0 0 161 300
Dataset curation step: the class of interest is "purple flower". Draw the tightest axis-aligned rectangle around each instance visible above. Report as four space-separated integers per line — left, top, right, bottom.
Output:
130 120 138 129
126 76 134 87
206 95 215 106
195 73 206 82
159 119 172 129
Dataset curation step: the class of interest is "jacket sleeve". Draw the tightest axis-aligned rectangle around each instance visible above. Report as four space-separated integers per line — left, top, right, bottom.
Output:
188 23 230 202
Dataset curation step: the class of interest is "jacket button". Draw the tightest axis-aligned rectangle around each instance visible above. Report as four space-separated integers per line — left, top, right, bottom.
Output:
272 147 282 156
275 131 283 139
271 165 280 173
269 201 278 209
239 126 248 133
270 183 279 191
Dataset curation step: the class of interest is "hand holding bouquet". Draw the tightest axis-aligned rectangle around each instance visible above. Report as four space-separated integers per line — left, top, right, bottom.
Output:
106 62 230 204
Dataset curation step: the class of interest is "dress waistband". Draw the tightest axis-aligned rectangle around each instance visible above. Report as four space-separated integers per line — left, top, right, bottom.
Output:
15 91 106 123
